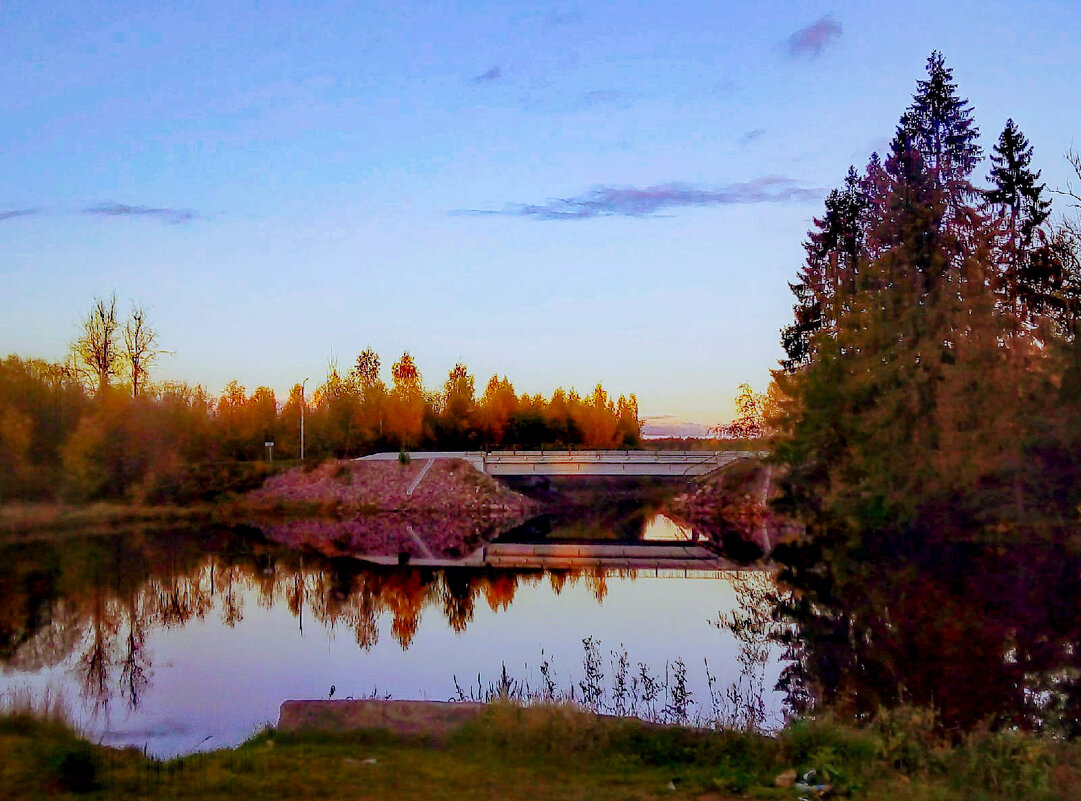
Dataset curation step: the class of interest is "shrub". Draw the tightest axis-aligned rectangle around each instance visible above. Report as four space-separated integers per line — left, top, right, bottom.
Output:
779 716 880 794
44 739 99 793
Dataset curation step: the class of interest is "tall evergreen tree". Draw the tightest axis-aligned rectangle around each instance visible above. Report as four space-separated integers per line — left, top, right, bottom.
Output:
781 167 867 371
767 51 1078 729
781 49 981 376
901 51 981 202
985 119 1066 324
987 119 1051 242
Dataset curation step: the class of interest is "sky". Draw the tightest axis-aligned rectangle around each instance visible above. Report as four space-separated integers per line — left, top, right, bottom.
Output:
3 1 1080 428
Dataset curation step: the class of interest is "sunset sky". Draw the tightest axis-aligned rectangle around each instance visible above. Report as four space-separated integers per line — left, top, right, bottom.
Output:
3 1 1080 426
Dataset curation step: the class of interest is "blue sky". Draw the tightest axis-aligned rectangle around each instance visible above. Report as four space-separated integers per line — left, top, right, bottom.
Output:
3 1 1080 425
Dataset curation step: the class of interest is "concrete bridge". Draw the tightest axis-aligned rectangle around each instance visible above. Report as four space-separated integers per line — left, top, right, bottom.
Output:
357 449 759 477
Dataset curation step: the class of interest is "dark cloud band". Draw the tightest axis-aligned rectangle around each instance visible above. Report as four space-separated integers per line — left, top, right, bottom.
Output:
472 66 502 83
454 177 823 220
82 203 197 224
0 208 38 222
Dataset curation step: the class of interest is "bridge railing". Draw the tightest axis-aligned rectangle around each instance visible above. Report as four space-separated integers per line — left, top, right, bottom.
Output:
484 449 739 463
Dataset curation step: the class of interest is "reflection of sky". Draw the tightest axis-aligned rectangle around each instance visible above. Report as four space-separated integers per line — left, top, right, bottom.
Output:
2 572 783 757
642 513 694 541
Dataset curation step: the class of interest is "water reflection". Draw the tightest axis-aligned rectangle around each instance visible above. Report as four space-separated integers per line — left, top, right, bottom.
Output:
771 536 1081 733
0 524 681 714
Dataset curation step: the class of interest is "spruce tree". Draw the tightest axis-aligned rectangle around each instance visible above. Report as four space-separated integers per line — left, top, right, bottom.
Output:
985 119 1063 322
769 50 1081 730
987 118 1051 242
781 168 866 371
902 51 981 199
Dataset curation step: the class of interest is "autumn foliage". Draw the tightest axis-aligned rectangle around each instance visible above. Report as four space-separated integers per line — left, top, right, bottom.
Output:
768 52 1081 731
0 341 641 502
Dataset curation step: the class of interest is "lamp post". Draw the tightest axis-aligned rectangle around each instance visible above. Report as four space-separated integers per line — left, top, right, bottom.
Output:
300 377 309 461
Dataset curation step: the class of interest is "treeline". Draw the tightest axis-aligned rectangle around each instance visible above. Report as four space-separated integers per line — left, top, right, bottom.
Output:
769 52 1081 730
0 345 640 502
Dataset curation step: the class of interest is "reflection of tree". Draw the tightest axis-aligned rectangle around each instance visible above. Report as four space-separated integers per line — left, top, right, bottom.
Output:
285 566 306 633
253 555 278 610
118 594 148 710
154 570 212 627
442 570 478 633
78 589 117 711
585 569 608 604
712 571 778 730
6 600 84 672
2 528 640 709
215 564 245 627
384 570 431 648
774 540 1081 732
482 573 519 612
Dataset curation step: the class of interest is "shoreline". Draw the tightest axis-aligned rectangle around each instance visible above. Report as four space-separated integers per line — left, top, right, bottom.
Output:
0 459 538 556
3 701 1075 800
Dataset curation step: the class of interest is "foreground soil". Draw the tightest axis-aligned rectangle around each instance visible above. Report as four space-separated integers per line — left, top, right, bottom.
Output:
3 704 1079 800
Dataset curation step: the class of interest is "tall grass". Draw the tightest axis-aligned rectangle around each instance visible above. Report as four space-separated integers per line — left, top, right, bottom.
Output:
451 636 773 731
0 686 75 728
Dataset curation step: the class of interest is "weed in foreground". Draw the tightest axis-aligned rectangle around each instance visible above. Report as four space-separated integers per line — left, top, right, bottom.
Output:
453 636 772 731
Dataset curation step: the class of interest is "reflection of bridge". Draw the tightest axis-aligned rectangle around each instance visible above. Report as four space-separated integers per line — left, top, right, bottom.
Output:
358 449 759 477
355 542 753 573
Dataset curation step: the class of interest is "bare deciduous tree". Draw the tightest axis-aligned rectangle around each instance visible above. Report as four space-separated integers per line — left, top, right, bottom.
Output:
123 303 159 398
74 293 120 397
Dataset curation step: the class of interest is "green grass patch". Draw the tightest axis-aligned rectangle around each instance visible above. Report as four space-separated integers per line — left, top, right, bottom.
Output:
4 704 1081 800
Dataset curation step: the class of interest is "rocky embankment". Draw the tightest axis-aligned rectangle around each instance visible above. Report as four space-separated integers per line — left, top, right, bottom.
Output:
245 458 537 559
666 458 797 561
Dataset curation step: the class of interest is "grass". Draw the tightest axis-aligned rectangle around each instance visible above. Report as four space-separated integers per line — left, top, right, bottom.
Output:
0 501 213 537
0 498 350 538
3 702 1081 800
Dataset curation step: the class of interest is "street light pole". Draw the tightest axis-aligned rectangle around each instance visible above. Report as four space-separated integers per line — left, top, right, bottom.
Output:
301 377 309 461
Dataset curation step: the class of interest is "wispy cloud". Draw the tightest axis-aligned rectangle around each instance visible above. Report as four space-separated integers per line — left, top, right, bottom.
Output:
0 208 37 223
573 89 629 111
83 203 197 224
453 177 823 220
740 128 767 146
786 15 842 59
472 65 502 83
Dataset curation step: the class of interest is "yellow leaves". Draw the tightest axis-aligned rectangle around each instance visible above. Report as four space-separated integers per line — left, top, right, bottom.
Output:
0 404 33 459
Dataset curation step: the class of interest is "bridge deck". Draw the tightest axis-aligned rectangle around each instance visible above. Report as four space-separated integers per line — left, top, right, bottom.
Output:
358 449 759 477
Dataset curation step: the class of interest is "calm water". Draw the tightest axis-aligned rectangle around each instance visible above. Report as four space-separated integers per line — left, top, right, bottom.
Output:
0 514 782 757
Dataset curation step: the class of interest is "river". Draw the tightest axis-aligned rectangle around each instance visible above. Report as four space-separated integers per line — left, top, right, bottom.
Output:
0 512 783 757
